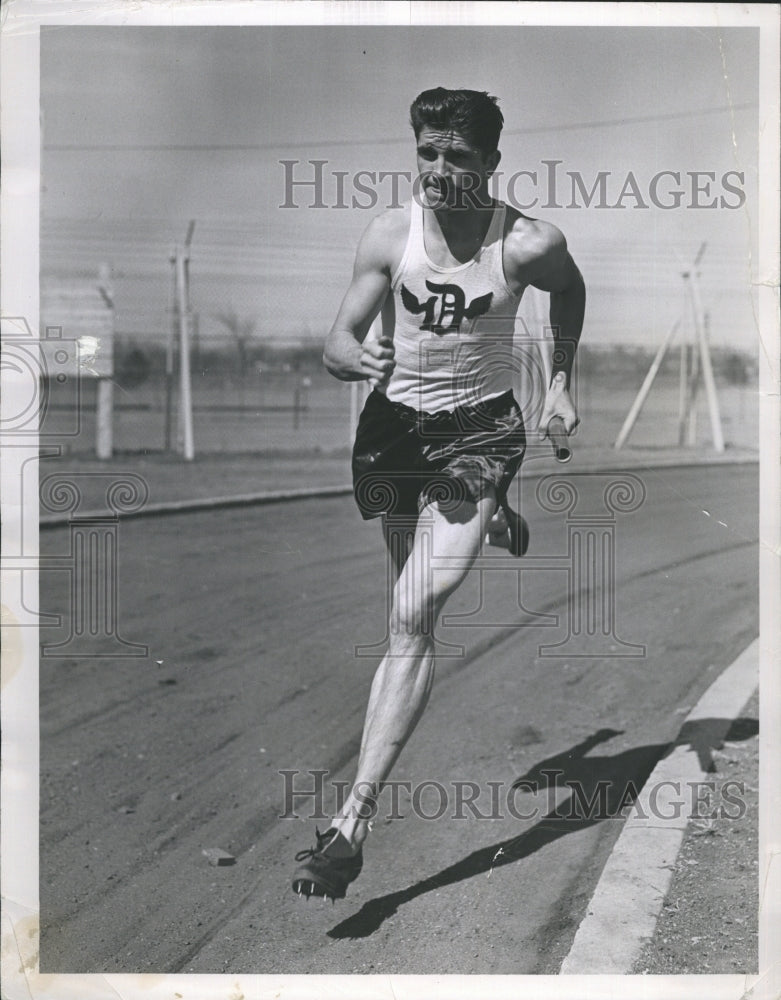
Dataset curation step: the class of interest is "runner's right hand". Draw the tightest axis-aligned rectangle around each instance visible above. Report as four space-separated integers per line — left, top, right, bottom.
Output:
361 336 395 387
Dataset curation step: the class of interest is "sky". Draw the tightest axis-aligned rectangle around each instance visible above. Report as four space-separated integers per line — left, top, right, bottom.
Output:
40 23 761 350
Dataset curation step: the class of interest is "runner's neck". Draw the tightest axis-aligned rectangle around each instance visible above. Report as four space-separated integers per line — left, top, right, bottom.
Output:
425 199 497 266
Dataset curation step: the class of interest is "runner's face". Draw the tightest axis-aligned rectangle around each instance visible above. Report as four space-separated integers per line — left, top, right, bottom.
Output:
416 127 497 209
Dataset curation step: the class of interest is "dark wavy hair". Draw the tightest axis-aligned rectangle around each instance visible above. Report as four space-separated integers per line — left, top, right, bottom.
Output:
409 88 504 156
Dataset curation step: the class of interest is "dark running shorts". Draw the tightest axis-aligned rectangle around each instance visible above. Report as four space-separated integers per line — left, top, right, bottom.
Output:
352 389 526 521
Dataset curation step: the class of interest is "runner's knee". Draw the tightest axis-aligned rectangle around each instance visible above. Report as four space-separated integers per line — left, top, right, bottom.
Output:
390 588 433 637
390 573 461 636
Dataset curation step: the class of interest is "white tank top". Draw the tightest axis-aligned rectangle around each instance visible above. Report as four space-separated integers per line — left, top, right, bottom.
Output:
379 198 523 413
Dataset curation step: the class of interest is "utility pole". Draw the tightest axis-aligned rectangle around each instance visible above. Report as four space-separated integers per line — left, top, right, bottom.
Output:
166 221 196 458
176 220 196 461
165 248 177 451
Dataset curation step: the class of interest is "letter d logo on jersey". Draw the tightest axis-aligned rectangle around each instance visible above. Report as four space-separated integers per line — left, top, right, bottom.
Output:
401 281 493 335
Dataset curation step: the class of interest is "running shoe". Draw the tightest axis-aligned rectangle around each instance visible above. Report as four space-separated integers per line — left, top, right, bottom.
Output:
486 503 530 557
503 502 530 557
292 827 363 901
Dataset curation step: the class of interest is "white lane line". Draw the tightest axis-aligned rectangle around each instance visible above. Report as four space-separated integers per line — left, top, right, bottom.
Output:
560 638 759 975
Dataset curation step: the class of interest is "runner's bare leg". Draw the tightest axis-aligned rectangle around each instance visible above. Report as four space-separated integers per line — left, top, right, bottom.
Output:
330 491 497 852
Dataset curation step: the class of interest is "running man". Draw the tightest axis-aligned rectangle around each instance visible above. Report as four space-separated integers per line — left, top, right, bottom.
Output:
292 88 585 900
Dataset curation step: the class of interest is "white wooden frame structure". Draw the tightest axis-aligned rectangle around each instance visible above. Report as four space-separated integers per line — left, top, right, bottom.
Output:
614 244 724 452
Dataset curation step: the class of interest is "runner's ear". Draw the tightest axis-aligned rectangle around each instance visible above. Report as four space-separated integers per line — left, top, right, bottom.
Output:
485 149 501 176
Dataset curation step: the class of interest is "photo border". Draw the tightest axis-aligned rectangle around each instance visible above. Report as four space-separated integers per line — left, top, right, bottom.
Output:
1 3 778 999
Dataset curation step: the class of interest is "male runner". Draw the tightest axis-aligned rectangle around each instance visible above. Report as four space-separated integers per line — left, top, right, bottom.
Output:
292 88 584 900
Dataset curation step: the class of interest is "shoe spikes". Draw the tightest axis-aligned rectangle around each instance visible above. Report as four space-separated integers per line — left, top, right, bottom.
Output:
295 880 335 903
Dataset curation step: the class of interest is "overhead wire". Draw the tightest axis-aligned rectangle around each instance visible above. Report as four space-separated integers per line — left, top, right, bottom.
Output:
43 103 757 152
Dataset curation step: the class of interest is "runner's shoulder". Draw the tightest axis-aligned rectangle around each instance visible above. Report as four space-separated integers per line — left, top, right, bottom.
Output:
361 205 410 248
356 205 411 273
503 205 568 267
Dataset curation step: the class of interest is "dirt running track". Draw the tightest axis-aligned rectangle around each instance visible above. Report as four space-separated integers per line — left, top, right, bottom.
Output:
39 463 759 975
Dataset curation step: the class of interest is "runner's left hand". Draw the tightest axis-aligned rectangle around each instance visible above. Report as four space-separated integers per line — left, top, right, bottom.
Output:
538 372 579 439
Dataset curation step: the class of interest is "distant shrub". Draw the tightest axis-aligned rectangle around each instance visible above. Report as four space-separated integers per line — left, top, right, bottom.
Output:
116 344 152 388
719 351 750 386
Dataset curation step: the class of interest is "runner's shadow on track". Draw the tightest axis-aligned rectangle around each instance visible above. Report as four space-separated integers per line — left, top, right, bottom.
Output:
327 716 758 940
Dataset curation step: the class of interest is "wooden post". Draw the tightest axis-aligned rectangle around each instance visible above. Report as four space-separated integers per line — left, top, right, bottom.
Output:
686 343 700 447
95 264 114 460
614 319 679 449
165 249 177 451
677 340 688 445
690 279 725 452
176 246 195 461
192 312 201 373
683 242 723 451
681 275 697 446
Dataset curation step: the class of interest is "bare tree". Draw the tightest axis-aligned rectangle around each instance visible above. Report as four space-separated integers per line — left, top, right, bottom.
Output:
214 310 257 375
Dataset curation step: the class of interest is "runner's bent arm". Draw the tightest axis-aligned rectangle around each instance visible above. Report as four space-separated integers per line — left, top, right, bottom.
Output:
530 231 586 389
323 216 396 384
527 227 586 434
